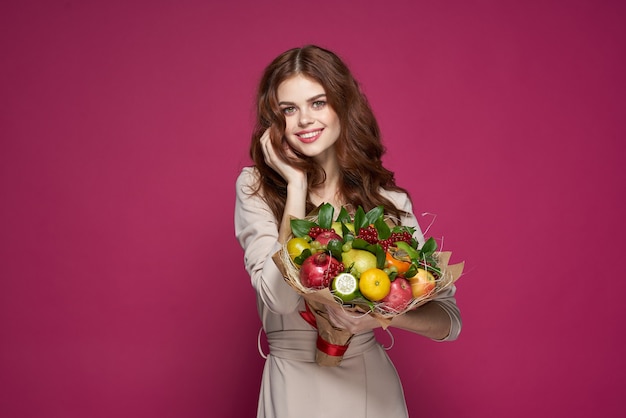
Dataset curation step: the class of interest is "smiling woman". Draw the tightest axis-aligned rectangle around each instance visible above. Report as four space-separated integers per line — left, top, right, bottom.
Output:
234 45 462 418
277 75 341 162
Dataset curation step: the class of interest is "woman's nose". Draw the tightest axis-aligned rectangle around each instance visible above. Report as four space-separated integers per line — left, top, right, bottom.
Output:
298 109 314 126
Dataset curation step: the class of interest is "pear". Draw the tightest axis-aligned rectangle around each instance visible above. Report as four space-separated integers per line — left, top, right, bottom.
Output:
341 248 377 276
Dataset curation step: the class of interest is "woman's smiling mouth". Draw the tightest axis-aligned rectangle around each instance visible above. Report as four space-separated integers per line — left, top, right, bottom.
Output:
296 129 323 143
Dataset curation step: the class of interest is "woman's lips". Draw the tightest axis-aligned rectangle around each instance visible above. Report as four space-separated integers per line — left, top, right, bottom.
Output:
296 129 323 143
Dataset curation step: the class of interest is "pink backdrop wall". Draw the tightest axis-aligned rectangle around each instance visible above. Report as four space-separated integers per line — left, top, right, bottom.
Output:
2 1 624 417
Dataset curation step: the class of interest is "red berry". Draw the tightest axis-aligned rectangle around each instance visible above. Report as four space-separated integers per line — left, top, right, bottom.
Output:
380 231 413 251
357 225 378 244
308 226 334 240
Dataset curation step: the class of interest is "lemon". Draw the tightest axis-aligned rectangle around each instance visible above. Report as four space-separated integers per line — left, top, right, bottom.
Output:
359 268 391 301
331 273 359 302
286 237 311 264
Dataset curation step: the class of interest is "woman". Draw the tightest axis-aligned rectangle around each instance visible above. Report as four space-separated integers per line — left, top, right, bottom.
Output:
235 45 461 418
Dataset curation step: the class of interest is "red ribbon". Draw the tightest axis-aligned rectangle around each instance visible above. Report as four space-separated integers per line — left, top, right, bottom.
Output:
299 304 318 329
316 335 349 357
300 304 350 357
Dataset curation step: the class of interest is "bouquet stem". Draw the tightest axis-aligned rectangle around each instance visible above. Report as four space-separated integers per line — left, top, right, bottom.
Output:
300 300 354 367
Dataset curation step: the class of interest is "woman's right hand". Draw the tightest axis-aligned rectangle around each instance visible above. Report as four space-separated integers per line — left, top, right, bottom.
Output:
260 128 306 186
261 128 308 243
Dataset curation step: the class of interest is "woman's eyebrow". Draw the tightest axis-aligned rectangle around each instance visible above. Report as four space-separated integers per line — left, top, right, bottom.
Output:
279 94 327 106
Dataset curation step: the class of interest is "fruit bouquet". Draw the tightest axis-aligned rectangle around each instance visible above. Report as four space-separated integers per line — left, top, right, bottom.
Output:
272 203 464 367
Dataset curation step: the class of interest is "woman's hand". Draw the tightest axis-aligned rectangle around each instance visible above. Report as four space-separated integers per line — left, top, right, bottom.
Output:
260 128 306 186
261 128 308 243
326 304 381 334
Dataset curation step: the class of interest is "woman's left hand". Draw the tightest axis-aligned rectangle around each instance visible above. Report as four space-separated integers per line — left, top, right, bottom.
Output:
326 304 380 334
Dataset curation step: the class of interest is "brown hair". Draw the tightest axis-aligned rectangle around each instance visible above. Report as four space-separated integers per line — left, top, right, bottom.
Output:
249 45 410 221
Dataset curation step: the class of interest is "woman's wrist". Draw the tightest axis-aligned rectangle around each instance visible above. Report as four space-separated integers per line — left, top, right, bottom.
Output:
287 176 307 194
278 180 308 243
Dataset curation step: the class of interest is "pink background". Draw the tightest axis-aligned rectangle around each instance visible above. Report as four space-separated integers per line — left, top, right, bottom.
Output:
1 1 625 417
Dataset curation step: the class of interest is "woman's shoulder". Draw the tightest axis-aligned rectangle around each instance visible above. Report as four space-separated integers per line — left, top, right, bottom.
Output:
236 166 260 188
381 188 412 212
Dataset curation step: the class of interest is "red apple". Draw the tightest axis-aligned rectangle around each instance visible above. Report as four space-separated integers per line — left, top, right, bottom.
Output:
381 277 413 312
299 252 344 289
313 230 342 246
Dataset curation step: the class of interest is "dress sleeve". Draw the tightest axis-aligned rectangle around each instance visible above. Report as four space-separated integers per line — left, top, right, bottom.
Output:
234 168 302 315
389 190 462 342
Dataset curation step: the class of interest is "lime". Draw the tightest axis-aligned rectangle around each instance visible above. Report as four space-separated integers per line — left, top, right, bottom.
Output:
331 273 359 302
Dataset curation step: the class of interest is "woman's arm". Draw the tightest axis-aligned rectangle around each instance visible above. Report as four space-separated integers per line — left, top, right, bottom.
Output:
235 131 310 314
259 129 308 243
390 287 461 341
234 168 302 315
325 286 460 341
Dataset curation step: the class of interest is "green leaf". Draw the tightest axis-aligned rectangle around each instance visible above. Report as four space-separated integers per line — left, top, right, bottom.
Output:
373 244 386 269
353 206 366 231
392 225 416 236
374 217 391 240
291 219 318 238
341 223 354 238
336 207 351 223
420 237 437 256
364 206 384 225
317 203 334 229
406 264 418 278
294 248 312 265
351 238 370 250
395 241 420 261
326 239 343 260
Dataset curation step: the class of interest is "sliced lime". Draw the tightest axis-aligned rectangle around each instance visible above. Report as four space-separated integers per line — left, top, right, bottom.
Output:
331 273 359 302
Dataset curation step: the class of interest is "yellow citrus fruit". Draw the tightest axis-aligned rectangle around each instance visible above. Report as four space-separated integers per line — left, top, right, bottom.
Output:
286 237 311 264
359 268 391 301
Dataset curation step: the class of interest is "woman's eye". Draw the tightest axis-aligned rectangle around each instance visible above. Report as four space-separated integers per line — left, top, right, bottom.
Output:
312 101 326 109
282 106 296 115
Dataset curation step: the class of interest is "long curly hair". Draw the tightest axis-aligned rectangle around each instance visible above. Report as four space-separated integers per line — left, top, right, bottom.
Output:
249 45 411 221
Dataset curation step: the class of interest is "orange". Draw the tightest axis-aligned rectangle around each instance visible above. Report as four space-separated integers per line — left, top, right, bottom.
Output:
359 268 391 301
385 251 411 275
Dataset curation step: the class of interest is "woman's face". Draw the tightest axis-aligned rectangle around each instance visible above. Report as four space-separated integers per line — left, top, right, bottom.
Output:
277 74 341 162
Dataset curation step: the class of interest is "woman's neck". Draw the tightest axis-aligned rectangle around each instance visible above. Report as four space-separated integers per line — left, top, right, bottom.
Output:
310 161 343 208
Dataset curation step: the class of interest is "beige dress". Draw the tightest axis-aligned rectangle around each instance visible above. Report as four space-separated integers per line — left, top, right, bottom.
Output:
234 167 461 418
